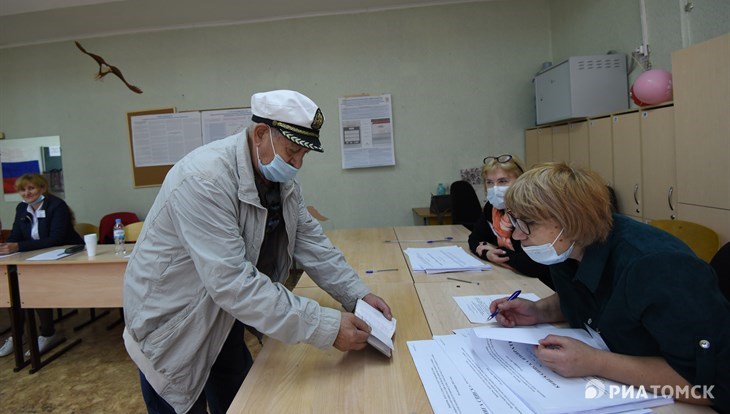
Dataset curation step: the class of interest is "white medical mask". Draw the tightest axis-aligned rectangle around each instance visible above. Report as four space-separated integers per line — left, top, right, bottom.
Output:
486 185 509 210
257 126 299 183
522 228 575 265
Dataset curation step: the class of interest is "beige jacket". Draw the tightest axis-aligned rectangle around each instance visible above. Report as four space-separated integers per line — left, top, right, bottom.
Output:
122 131 369 413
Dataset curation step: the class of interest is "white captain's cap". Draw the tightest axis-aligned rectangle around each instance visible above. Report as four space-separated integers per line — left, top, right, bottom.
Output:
251 90 325 152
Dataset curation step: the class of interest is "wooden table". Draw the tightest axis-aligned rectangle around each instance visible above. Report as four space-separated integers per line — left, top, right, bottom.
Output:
228 282 433 413
297 227 412 287
2 244 128 372
412 207 452 225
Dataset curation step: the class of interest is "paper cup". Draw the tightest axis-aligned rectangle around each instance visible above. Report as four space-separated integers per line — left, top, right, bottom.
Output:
84 233 98 257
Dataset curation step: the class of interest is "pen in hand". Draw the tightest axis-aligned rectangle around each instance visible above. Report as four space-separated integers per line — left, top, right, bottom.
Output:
487 289 521 321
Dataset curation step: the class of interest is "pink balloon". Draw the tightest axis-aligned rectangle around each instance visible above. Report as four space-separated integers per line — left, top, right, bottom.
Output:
632 69 673 105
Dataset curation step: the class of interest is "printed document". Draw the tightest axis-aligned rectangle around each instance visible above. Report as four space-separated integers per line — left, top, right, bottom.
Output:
26 248 72 261
404 245 492 274
453 293 541 323
354 299 397 357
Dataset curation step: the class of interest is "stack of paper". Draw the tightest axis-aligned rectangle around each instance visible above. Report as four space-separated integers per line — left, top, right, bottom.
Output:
404 245 491 274
354 299 397 358
408 329 673 414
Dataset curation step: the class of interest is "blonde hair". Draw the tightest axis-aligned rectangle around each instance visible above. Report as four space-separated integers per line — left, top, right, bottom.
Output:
505 163 613 245
14 173 48 192
481 154 525 189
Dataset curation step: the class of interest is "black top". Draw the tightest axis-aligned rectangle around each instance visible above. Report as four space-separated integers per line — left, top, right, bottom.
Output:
468 201 553 289
551 214 730 412
7 193 83 251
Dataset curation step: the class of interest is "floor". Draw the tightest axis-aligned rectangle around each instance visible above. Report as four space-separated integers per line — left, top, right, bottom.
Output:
0 272 299 413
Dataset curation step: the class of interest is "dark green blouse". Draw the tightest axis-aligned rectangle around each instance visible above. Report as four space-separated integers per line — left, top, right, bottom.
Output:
550 214 729 412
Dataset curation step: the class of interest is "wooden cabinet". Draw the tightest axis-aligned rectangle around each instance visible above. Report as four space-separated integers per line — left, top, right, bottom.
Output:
568 121 590 169
611 111 643 219
587 117 613 186
672 33 730 244
640 107 676 221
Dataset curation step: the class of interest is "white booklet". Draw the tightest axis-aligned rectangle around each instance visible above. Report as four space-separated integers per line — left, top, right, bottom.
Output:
354 299 397 358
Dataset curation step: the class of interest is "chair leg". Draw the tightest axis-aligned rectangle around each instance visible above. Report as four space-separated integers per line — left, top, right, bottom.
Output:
106 308 124 330
54 308 78 323
73 309 110 332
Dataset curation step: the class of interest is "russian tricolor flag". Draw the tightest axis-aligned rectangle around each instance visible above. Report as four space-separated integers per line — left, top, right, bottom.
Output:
2 160 40 194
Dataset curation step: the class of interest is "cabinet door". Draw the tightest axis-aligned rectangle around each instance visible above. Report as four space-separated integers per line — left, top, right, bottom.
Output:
641 107 676 221
612 112 642 218
551 124 571 163
673 33 730 210
537 127 553 163
525 128 540 169
569 121 590 169
588 117 613 186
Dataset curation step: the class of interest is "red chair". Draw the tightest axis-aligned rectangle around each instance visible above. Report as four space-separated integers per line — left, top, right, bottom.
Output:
98 212 140 244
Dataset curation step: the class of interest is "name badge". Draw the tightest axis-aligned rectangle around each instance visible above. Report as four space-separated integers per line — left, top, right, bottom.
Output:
37 210 46 218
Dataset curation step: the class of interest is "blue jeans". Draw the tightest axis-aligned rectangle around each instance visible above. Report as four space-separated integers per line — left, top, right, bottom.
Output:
139 320 253 414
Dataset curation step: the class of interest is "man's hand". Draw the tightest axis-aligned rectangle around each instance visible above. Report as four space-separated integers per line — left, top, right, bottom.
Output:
361 293 392 320
0 243 19 255
333 312 371 351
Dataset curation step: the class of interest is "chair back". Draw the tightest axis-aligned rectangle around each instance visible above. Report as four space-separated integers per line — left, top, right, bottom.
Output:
124 221 145 242
98 212 140 244
449 180 482 230
649 219 720 262
1 229 10 243
710 242 730 300
74 222 99 238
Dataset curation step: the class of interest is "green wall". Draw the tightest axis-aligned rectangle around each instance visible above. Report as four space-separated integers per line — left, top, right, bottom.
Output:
0 0 728 230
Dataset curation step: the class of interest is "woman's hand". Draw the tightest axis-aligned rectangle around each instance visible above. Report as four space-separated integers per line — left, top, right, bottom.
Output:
535 335 602 377
0 243 19 255
477 242 515 270
489 297 540 327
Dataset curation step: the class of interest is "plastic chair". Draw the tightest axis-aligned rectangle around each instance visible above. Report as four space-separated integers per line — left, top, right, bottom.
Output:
123 221 144 242
710 242 730 300
98 212 140 244
74 222 99 238
449 180 482 230
649 220 720 262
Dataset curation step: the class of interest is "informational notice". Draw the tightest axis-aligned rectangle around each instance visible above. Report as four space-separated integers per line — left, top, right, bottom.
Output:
201 108 252 145
131 112 202 167
339 94 395 169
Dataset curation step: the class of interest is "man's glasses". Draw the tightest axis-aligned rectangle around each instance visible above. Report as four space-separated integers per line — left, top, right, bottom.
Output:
483 154 524 173
506 210 531 235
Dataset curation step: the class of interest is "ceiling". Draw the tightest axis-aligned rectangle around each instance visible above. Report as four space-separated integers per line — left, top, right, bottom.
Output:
0 0 485 49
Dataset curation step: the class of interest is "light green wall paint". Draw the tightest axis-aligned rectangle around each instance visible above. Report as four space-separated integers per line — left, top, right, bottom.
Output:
1 0 727 230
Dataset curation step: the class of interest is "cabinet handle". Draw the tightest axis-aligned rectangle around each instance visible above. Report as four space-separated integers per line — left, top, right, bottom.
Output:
668 186 676 219
633 184 640 213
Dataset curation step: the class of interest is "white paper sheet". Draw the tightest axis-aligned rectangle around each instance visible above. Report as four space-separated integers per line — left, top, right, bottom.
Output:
472 325 610 350
26 248 70 261
404 245 492 274
453 293 541 323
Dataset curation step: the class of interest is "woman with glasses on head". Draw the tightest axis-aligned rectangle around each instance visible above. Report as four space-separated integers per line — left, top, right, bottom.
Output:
468 154 552 288
489 162 729 411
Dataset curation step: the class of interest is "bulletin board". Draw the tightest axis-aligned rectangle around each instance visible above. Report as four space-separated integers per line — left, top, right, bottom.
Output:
126 108 176 187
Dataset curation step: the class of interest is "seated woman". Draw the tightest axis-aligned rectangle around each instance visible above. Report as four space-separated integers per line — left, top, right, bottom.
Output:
0 173 83 357
490 162 729 411
468 154 552 288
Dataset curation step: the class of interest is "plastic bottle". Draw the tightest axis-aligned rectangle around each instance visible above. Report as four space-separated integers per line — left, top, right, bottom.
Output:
436 183 447 196
113 218 126 255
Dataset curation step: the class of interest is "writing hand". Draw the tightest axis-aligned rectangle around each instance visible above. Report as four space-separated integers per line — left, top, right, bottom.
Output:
489 297 539 327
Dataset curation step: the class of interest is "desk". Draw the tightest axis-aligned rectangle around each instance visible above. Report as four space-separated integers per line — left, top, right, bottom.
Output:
2 244 128 372
227 282 433 413
297 227 412 287
412 207 452 225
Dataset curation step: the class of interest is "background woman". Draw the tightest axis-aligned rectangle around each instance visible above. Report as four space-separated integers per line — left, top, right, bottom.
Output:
468 154 552 288
0 173 83 357
490 163 729 411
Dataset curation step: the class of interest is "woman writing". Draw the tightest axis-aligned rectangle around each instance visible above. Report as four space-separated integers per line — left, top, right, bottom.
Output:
0 173 83 357
490 163 729 411
468 154 552 288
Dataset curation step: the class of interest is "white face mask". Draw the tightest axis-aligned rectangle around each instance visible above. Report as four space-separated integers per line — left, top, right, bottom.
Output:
486 185 509 210
522 228 575 265
257 126 299 183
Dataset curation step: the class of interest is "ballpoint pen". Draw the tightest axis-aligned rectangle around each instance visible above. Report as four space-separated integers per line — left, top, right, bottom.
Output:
446 277 479 285
487 289 521 320
365 268 399 274
384 237 459 243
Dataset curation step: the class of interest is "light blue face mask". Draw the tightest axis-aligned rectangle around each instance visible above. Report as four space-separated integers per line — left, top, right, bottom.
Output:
29 194 45 207
257 126 299 183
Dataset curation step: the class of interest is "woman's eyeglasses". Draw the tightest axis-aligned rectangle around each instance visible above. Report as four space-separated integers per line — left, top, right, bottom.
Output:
483 154 524 173
506 210 531 235
483 154 513 164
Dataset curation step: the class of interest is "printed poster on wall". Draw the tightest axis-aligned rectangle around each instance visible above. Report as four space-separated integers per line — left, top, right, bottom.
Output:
339 94 395 169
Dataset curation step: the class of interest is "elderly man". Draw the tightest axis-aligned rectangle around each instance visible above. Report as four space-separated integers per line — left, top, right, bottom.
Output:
123 90 391 414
